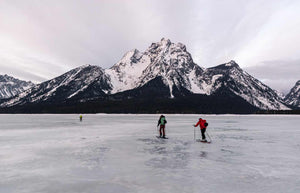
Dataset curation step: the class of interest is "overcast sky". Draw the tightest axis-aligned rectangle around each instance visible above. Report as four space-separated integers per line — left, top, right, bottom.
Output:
0 0 299 93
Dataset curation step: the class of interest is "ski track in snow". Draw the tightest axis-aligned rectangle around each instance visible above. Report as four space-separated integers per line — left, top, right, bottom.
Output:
0 114 300 193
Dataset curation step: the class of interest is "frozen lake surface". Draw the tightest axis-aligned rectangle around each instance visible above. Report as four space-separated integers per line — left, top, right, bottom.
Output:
0 114 300 193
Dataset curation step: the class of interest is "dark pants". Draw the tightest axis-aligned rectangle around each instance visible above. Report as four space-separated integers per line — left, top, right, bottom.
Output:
201 128 206 140
160 125 165 137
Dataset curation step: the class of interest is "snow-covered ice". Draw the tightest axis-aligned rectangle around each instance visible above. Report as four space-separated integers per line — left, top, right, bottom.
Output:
0 114 300 193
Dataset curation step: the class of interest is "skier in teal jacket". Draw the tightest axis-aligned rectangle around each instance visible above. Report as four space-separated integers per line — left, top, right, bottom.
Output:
157 115 167 138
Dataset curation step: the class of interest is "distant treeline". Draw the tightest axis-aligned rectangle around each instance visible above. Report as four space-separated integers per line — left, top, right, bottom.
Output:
0 92 259 114
256 110 300 114
1 87 298 114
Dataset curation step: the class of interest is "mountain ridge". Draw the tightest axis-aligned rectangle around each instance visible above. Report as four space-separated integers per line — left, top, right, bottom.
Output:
0 74 34 99
285 80 300 108
0 38 291 113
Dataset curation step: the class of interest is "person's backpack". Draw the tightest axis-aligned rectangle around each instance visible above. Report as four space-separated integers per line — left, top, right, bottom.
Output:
160 117 166 125
204 122 208 127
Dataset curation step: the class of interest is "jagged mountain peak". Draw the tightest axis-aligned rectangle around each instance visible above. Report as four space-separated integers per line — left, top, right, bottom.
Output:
106 48 147 93
59 64 103 77
106 38 199 94
160 37 171 46
75 64 103 70
148 38 172 49
144 38 197 71
110 49 142 70
111 38 192 71
157 38 186 50
285 80 300 108
202 60 289 110
211 60 240 70
224 60 240 68
146 38 186 54
0 74 34 99
121 49 141 61
136 39 202 97
0 74 32 84
1 74 11 80
1 64 111 107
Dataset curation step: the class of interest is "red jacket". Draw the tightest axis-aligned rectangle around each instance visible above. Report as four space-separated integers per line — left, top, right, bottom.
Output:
195 119 207 130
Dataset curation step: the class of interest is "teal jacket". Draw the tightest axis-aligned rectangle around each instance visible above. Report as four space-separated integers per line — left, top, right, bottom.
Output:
157 116 167 126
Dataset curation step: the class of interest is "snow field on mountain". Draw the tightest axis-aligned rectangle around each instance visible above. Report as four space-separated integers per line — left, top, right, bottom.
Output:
285 80 300 107
105 51 150 94
0 114 300 193
0 75 34 99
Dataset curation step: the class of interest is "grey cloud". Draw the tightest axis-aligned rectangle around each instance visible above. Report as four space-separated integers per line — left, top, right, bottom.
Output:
0 63 46 83
0 0 299 93
244 60 300 94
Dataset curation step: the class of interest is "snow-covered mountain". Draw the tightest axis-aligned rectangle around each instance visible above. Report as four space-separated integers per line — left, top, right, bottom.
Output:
201 61 289 110
105 38 288 110
0 38 290 112
105 38 203 96
0 74 34 99
1 65 111 107
285 80 300 108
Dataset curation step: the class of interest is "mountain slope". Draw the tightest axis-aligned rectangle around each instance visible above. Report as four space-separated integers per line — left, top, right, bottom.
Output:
285 80 300 108
105 38 288 110
106 38 204 97
0 75 34 99
135 38 204 98
1 65 111 107
202 61 289 110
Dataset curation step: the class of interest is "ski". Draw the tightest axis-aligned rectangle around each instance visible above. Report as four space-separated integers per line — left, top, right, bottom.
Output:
196 139 211 143
201 141 211 143
156 136 168 139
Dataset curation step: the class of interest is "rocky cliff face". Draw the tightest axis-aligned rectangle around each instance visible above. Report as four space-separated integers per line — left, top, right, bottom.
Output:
1 65 111 107
105 38 288 109
285 80 300 108
202 61 289 110
0 74 34 99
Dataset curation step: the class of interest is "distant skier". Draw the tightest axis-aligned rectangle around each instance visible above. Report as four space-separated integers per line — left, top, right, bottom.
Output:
157 115 167 138
194 118 208 142
79 115 83 122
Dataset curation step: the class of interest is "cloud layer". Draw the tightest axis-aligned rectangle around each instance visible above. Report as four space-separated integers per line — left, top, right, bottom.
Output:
245 59 300 94
0 0 299 93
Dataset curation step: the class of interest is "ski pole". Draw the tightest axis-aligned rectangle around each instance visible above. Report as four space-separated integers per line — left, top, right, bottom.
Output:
206 131 212 142
192 125 196 141
194 127 196 141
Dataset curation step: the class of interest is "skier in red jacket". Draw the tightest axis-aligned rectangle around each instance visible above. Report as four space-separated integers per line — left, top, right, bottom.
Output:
194 118 208 141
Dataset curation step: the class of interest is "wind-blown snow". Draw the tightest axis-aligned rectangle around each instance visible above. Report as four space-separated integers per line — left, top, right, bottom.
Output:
1 114 299 193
